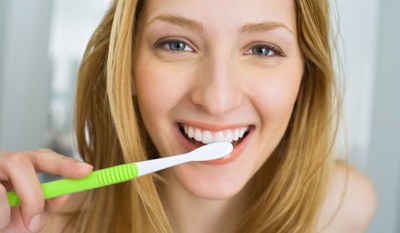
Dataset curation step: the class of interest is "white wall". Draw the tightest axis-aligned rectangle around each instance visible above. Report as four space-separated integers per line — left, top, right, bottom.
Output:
334 0 380 171
0 0 53 150
0 0 110 151
48 0 111 135
335 1 400 232
365 0 400 232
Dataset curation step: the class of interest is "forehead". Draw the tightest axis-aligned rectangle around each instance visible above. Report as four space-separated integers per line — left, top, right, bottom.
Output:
139 0 297 35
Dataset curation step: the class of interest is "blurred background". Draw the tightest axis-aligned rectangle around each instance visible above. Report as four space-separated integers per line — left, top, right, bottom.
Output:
0 0 398 232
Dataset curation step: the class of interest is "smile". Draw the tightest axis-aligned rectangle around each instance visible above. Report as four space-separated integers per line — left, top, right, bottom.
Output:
178 123 250 146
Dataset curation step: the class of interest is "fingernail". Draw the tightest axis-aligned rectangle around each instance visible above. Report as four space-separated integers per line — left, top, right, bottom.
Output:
28 215 41 232
78 162 93 169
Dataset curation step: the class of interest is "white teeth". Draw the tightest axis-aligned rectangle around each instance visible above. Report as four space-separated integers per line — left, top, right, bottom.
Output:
225 131 233 142
194 129 202 141
215 131 224 142
233 130 239 141
182 125 249 144
188 127 194 138
202 131 213 144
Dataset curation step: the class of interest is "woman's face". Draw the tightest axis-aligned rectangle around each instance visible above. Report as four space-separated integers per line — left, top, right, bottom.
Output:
133 0 303 199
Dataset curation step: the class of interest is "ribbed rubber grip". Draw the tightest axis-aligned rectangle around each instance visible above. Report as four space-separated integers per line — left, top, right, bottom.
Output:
97 163 138 185
7 163 139 207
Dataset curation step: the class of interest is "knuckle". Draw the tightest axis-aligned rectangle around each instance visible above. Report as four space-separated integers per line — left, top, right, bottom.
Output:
34 148 53 155
0 150 9 156
0 185 7 203
22 191 45 211
3 152 31 169
0 216 11 231
0 185 11 230
0 184 6 196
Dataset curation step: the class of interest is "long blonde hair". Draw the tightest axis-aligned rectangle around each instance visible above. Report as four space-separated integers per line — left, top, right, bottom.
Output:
71 0 340 232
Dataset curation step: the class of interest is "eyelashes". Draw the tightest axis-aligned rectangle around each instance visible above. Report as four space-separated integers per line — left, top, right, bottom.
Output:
154 38 286 58
244 43 285 57
156 39 194 52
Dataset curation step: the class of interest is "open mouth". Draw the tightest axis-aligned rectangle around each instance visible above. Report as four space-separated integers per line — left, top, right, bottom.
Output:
177 123 251 147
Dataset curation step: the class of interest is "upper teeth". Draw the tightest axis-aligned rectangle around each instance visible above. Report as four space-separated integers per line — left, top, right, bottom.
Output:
182 125 249 144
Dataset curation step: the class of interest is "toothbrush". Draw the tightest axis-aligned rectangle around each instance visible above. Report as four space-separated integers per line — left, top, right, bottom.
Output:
7 142 233 207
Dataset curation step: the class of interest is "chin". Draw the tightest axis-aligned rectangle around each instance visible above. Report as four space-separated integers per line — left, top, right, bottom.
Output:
182 180 246 200
170 163 250 200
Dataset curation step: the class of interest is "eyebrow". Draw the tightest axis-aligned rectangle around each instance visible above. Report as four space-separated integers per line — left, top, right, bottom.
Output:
240 22 294 36
146 15 204 33
146 14 293 36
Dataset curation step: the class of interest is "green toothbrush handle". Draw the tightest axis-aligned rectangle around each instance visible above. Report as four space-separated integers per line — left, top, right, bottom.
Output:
7 163 138 207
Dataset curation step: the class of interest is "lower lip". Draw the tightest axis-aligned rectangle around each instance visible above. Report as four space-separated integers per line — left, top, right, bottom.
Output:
175 125 251 165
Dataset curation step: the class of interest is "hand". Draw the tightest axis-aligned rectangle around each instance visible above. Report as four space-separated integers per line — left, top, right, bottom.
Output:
0 149 93 232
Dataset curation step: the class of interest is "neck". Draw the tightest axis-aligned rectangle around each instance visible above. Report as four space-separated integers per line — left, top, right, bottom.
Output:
161 174 250 233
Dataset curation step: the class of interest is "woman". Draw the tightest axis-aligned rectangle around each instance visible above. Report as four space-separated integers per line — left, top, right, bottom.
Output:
0 0 376 232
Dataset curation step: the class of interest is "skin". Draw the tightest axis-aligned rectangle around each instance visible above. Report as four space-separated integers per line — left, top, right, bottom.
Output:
133 1 376 232
0 150 92 232
132 0 298 232
0 0 376 232
133 0 302 201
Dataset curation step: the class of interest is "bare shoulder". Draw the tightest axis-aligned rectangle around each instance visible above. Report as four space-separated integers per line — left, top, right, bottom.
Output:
40 192 88 233
317 160 377 233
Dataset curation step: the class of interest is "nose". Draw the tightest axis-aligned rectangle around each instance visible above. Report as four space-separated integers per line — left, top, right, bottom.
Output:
190 55 243 116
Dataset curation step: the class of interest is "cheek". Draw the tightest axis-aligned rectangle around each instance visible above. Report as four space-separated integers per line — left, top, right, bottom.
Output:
248 71 302 157
134 64 181 119
133 63 181 154
252 75 301 123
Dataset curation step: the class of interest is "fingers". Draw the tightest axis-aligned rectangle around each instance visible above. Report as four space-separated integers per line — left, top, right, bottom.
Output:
0 194 72 233
44 194 71 215
0 149 92 232
2 154 45 232
0 150 93 181
0 184 11 229
30 149 93 179
38 194 71 230
1 153 44 232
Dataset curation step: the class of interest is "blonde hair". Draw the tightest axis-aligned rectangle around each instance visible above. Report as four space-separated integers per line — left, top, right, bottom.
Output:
71 0 340 232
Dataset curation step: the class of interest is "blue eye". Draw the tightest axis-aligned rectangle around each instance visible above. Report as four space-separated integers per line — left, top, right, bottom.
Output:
160 40 193 52
245 43 284 57
252 46 274 56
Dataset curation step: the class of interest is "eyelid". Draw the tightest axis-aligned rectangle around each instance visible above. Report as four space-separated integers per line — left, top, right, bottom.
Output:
154 37 196 52
244 42 286 57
